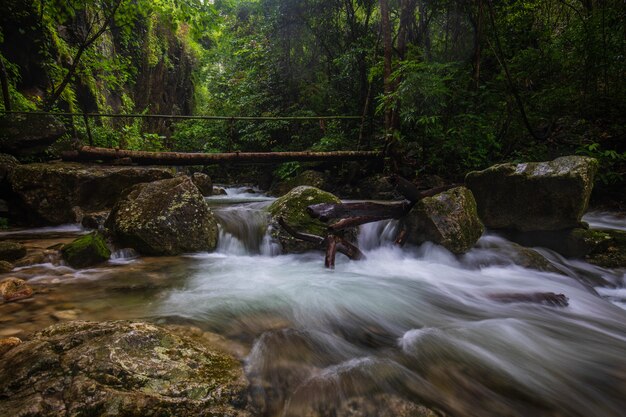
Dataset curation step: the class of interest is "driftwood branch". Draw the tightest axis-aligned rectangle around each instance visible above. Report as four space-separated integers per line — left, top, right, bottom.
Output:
278 218 365 268
307 201 410 222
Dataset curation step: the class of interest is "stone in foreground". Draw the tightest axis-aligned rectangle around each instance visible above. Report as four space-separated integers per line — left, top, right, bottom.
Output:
268 186 342 253
106 176 218 255
405 186 484 254
0 241 26 262
0 321 251 417
465 155 598 231
61 232 111 268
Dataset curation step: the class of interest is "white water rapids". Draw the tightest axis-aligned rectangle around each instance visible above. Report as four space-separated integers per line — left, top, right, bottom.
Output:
2 189 625 416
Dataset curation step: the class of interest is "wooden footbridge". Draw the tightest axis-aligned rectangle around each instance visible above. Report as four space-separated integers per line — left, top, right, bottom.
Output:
3 111 383 165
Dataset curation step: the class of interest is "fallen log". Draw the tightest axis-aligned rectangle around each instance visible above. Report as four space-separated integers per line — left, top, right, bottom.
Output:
63 146 383 165
307 201 410 222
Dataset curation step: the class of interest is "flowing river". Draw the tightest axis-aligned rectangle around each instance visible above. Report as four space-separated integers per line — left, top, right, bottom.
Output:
1 188 626 417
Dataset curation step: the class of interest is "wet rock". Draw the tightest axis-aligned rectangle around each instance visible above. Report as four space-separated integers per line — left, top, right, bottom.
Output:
0 321 252 417
81 210 109 230
466 155 598 231
50 309 80 321
8 162 174 225
213 186 228 195
268 186 345 253
503 227 614 259
269 170 328 197
0 337 21 357
14 249 61 267
0 114 66 155
191 172 213 196
106 176 218 255
0 260 13 273
0 241 26 261
585 230 626 268
405 186 484 254
61 232 111 268
0 277 33 301
355 175 399 200
0 153 19 185
296 394 441 417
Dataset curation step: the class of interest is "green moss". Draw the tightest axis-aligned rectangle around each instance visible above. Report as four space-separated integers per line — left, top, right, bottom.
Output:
268 186 340 237
62 232 111 269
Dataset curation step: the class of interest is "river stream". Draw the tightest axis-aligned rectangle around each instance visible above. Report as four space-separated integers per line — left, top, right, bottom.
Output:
1 188 625 417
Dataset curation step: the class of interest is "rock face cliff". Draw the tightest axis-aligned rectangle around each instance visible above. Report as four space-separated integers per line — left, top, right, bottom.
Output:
0 0 196 134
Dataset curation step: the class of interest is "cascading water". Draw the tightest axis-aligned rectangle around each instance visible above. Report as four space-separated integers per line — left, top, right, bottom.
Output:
1 194 625 417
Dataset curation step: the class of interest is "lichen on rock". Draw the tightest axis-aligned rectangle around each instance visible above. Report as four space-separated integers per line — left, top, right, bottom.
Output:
106 176 218 255
405 186 484 254
0 320 252 416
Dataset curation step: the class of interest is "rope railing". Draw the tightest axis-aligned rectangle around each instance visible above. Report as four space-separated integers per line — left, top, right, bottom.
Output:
0 110 361 121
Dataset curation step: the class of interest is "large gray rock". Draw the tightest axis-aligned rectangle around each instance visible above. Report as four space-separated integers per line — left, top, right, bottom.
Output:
0 321 252 417
0 114 66 155
405 186 484 254
106 176 218 255
0 154 18 185
465 156 598 231
191 172 213 196
268 186 347 253
8 162 173 225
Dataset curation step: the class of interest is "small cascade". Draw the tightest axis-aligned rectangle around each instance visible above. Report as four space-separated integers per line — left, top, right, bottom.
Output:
358 219 400 250
212 202 275 255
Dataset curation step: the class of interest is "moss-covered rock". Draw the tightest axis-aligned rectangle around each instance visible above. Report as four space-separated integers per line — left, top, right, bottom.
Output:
0 114 66 156
465 155 598 231
585 230 626 268
0 321 252 416
106 176 218 255
268 186 343 253
0 277 33 301
269 170 328 196
191 172 213 196
8 162 174 225
405 186 484 254
0 241 26 262
61 232 111 268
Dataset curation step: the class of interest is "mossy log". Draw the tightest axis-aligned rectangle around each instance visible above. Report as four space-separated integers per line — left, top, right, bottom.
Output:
63 146 383 165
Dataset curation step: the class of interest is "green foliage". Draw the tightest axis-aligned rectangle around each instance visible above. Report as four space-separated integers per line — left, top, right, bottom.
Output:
274 162 301 181
577 143 626 185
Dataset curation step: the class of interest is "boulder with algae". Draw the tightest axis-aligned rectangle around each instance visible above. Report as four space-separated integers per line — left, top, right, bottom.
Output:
0 321 253 417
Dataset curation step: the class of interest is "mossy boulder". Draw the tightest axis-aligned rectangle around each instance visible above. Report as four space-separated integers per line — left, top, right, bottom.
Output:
585 230 626 268
8 162 174 225
0 114 66 156
106 176 219 255
405 186 484 254
61 233 111 268
269 170 328 196
0 277 33 301
465 155 598 231
191 172 213 196
0 321 252 417
268 186 344 253
0 241 26 262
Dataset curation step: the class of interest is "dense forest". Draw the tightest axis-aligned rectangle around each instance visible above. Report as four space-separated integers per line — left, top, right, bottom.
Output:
1 0 624 188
